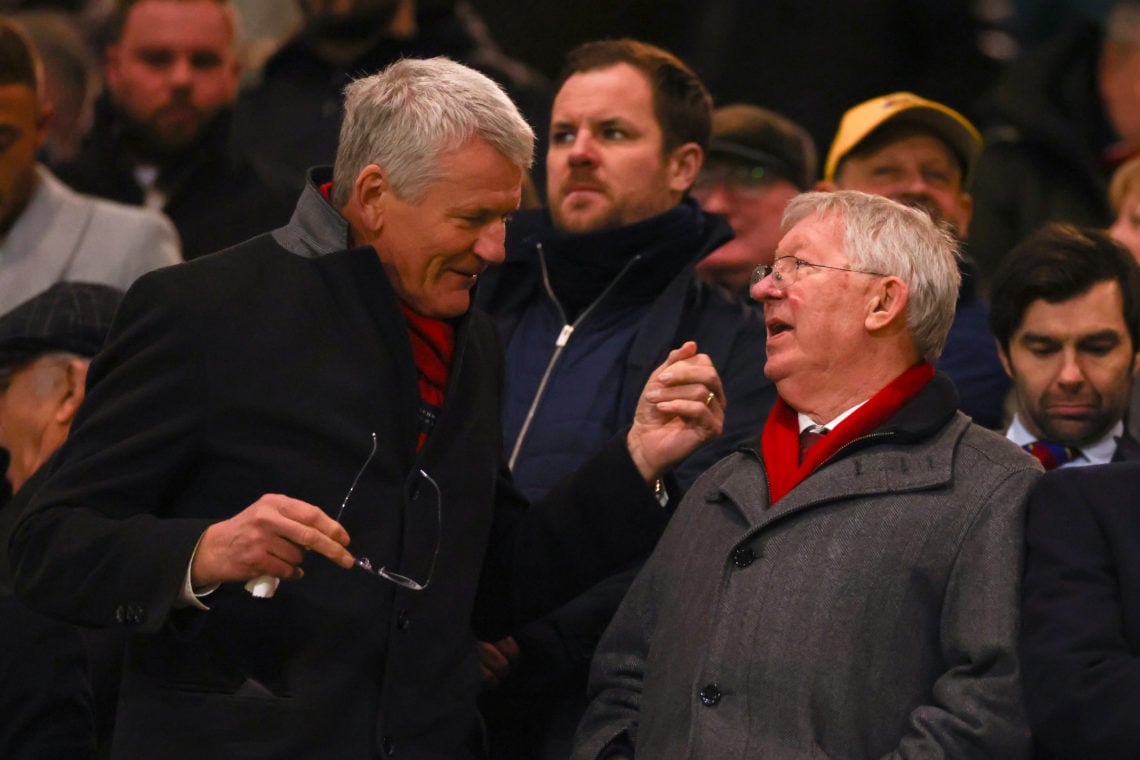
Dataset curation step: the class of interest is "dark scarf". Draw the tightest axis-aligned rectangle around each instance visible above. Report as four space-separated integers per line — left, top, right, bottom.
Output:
536 199 707 321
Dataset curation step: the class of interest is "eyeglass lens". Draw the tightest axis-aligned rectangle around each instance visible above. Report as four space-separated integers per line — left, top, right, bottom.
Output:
751 257 794 286
695 164 776 195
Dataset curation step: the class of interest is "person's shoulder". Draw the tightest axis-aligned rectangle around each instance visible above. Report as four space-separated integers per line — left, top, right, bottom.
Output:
41 169 165 230
1026 462 1140 536
135 232 287 290
81 193 173 235
956 418 1043 475
686 448 761 499
1039 459 1140 494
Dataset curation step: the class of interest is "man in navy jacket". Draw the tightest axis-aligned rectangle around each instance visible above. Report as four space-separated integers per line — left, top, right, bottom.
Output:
475 39 775 757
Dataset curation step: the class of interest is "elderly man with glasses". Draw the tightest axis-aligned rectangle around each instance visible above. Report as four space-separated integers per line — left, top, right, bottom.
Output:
9 57 726 759
574 190 1040 760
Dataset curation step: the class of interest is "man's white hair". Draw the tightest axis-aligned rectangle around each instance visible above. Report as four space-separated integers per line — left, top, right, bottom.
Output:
331 57 535 207
782 190 961 362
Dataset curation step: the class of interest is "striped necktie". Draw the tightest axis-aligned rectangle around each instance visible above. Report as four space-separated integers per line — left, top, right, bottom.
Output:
798 424 829 464
1023 441 1080 471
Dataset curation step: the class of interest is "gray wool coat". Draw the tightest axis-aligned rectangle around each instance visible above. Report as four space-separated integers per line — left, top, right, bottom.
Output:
574 379 1041 759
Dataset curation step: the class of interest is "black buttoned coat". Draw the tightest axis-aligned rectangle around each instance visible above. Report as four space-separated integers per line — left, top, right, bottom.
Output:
10 222 668 758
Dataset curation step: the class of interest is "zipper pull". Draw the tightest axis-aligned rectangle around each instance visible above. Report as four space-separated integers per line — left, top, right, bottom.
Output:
556 324 574 347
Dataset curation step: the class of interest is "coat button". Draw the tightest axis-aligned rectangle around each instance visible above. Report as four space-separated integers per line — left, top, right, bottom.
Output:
732 546 755 568
381 735 395 755
396 610 410 630
698 684 721 706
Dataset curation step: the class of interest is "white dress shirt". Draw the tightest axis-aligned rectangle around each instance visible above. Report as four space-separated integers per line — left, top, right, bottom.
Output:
1005 414 1123 468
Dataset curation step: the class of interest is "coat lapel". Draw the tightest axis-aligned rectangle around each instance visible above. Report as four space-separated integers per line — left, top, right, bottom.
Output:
717 417 968 534
314 246 421 464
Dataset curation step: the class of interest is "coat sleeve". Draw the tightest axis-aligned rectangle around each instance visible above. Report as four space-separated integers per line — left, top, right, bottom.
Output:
10 270 214 633
0 595 96 759
885 466 1036 759
473 432 668 640
1020 466 1140 758
568 527 662 760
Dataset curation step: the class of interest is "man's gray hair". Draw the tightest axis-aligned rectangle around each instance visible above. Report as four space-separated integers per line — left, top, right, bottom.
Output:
331 57 535 207
782 190 961 362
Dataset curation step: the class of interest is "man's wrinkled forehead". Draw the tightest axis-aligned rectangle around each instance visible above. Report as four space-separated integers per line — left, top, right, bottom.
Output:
777 210 847 259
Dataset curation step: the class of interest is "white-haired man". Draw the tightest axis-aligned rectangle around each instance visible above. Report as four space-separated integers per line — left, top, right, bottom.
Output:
574 191 1040 759
11 57 725 758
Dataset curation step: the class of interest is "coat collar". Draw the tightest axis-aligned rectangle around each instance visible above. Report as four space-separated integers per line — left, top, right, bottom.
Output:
713 372 964 529
271 166 352 258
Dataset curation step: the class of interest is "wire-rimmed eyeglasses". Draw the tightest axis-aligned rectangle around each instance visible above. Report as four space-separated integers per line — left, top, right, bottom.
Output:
750 256 890 288
334 433 441 591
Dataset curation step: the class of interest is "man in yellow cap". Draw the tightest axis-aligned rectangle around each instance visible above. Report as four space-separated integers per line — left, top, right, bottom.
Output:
818 92 1010 430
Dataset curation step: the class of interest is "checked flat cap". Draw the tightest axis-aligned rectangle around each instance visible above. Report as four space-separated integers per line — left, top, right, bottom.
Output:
0 281 124 366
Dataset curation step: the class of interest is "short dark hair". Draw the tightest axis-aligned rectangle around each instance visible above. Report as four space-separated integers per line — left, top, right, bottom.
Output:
0 19 39 93
557 38 712 154
988 223 1140 353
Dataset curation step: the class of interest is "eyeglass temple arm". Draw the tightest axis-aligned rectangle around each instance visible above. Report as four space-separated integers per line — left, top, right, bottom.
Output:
248 432 380 599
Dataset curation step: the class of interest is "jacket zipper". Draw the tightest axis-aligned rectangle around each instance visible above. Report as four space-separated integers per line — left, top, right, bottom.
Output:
507 242 642 471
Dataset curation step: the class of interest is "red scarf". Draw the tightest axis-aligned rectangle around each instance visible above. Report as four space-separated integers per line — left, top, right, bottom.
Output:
321 180 456 450
761 363 935 504
399 302 454 451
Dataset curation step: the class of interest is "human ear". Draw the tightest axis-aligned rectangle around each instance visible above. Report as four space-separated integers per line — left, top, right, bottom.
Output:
53 359 88 425
956 192 974 237
670 143 703 194
865 277 908 331
348 164 388 236
996 337 1015 379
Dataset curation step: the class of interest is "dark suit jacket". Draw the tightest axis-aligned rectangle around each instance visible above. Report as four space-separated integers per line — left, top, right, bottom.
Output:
1112 433 1140 462
10 230 670 759
1021 461 1140 758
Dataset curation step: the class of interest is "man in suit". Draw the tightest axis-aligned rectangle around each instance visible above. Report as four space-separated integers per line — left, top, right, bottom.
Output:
10 57 725 759
574 191 1038 759
0 18 178 314
989 223 1140 467
1021 461 1140 757
0 282 125 759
